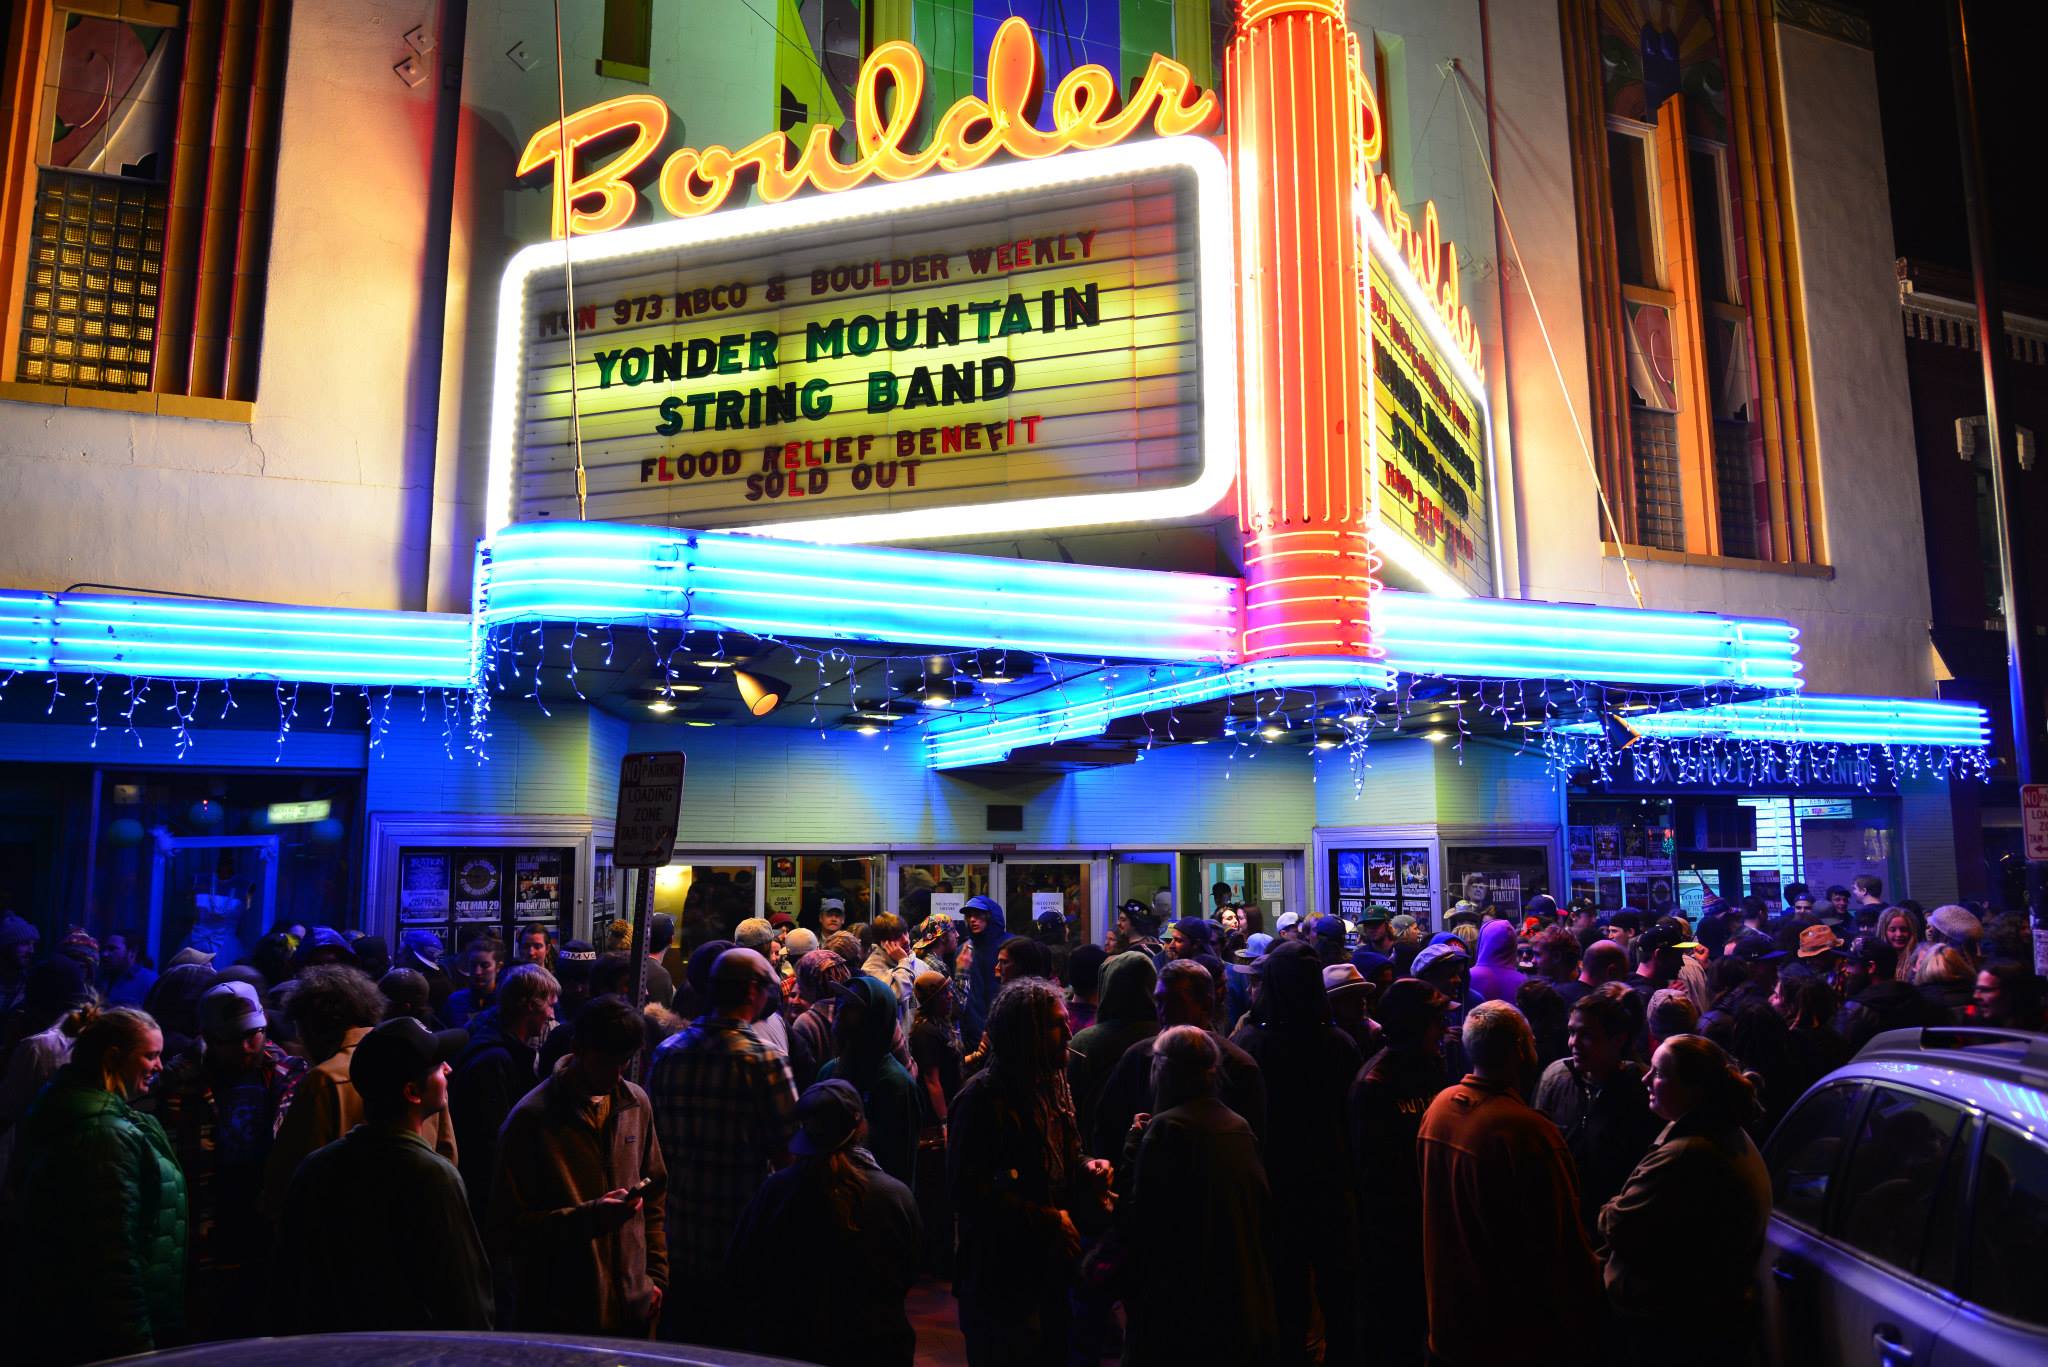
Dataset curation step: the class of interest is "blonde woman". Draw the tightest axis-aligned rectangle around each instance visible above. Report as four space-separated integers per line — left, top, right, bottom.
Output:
1877 906 1932 984
12 1006 187 1365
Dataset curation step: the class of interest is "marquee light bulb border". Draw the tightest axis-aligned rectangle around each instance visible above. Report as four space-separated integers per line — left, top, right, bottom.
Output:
487 135 1240 543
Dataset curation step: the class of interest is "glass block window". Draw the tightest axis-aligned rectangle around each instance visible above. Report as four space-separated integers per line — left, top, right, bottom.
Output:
1713 420 1760 559
1630 404 1685 551
17 169 165 390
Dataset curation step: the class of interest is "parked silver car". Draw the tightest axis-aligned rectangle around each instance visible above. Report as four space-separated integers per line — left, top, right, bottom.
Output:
1760 1026 2048 1366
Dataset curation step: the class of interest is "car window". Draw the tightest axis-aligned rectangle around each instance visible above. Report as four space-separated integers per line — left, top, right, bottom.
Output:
1968 1121 2048 1325
1767 1082 1867 1226
1829 1087 1966 1274
1917 1114 1975 1292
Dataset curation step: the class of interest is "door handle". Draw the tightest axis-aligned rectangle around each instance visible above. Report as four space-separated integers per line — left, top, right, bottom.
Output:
1872 1323 1913 1365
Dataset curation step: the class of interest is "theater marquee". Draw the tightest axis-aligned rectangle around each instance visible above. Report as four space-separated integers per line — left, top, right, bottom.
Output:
490 137 1235 542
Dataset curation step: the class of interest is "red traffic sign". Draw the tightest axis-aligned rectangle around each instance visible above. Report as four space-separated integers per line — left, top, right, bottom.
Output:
613 752 685 868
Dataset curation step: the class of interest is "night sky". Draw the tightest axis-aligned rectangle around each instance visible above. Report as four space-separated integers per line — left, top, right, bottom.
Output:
1870 0 2048 293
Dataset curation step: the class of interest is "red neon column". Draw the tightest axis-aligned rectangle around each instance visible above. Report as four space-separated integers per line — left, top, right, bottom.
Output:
1228 0 1379 660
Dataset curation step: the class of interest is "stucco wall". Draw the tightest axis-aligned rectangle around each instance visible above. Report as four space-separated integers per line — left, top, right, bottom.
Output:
0 0 444 609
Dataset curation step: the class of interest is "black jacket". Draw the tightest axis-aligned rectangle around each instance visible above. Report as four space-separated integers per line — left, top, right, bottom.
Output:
727 1147 921 1366
1122 1096 1277 1367
279 1121 494 1331
1532 1057 1663 1236
448 1005 541 1224
1092 1025 1266 1157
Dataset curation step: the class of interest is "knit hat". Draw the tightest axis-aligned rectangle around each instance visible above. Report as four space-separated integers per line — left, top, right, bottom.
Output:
0 913 36 949
1376 978 1453 1047
1928 905 1983 946
790 1079 865 1157
1350 949 1396 981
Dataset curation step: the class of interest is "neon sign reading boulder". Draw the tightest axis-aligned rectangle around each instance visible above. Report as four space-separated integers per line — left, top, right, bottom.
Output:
517 17 1220 238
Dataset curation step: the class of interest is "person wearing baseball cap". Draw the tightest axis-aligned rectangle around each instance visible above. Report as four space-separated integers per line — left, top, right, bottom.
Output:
727 1079 920 1364
1358 904 1395 954
145 979 303 1339
276 1016 491 1333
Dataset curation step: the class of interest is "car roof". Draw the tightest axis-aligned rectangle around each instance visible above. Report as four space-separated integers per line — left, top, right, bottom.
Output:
1827 1027 2048 1132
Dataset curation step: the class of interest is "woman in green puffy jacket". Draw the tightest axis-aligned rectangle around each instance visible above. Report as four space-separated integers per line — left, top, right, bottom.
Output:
13 1005 188 1365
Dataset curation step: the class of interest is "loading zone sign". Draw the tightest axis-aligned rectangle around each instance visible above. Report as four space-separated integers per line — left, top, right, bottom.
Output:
614 752 685 868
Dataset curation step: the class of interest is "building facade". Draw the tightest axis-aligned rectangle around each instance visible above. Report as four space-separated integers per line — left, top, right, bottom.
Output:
0 0 1985 963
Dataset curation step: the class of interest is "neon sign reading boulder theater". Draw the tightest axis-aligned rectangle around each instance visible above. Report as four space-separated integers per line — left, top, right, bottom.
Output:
517 17 1220 239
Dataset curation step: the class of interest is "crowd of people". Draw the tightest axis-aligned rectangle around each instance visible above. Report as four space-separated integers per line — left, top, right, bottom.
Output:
0 871 2038 1366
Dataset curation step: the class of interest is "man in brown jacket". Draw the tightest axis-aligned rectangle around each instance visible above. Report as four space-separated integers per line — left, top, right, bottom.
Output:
263 964 459 1220
490 993 668 1337
1417 1000 1601 1367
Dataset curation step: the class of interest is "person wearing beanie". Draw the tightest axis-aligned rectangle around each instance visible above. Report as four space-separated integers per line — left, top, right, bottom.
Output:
148 980 305 1340
1349 978 1453 1367
727 1080 921 1367
1065 942 1109 1033
1164 916 1216 961
281 1016 491 1334
1927 904 1985 963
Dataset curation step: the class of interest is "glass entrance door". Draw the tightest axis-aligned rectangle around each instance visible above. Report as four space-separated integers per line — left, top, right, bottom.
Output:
888 855 993 925
149 834 279 967
1113 853 1177 921
1190 855 1292 933
998 859 1100 955
653 855 765 950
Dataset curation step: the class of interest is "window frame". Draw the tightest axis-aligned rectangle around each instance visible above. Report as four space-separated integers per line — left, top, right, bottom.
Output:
1606 116 1667 300
1765 1078 1873 1232
0 0 278 418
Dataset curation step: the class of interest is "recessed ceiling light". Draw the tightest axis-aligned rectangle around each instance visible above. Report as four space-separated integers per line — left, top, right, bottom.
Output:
683 719 716 728
1342 712 1368 725
1260 725 1283 741
1314 738 1339 750
646 699 676 714
856 724 880 736
1421 731 1449 743
1191 738 1210 745
666 682 702 693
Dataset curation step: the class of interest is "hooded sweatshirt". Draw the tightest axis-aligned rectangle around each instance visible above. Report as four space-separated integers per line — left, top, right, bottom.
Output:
1468 920 1528 1004
817 975 920 1186
1066 951 1159 1152
960 896 1007 1051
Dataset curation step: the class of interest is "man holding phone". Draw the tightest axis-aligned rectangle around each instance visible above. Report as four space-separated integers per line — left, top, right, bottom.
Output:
490 994 669 1338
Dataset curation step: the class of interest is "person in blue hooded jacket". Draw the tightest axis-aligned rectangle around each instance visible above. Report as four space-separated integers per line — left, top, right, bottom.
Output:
958 894 1006 1051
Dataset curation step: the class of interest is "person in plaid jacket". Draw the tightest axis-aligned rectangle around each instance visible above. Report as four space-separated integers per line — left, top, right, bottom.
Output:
647 946 798 1347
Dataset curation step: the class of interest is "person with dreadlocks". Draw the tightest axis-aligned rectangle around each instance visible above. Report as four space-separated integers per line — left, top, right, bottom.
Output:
946 977 1112 1367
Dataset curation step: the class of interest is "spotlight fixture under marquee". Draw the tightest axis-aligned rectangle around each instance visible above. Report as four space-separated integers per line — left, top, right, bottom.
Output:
733 667 788 716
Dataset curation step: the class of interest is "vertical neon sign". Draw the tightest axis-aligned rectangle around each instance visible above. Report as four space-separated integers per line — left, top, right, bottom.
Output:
1229 0 1382 660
